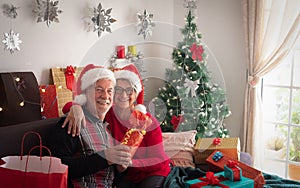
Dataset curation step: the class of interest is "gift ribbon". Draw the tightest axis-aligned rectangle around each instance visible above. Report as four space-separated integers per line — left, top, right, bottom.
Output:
191 172 229 188
226 160 241 181
65 65 75 91
212 151 223 161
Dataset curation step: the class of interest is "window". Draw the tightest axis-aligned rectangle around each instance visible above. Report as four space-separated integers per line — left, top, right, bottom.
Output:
261 37 300 180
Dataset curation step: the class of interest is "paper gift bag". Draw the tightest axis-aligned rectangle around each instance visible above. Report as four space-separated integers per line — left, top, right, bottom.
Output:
0 131 68 188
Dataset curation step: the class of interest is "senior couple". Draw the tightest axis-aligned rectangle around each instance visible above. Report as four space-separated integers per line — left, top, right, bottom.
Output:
49 64 171 188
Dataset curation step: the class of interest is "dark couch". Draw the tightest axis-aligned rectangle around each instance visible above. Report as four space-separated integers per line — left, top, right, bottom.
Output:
0 71 62 158
0 118 60 158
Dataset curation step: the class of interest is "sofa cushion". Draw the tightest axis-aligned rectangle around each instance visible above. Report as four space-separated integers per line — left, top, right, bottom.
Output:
162 130 197 168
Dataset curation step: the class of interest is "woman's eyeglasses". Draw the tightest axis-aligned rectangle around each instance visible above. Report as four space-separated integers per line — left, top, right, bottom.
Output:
114 86 135 95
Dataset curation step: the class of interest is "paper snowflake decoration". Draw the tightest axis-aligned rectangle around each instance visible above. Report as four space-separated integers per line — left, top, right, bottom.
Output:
2 29 22 53
86 3 117 37
137 9 155 39
33 0 62 27
2 4 19 19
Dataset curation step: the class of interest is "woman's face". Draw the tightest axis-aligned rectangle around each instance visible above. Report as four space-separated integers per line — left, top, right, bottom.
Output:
114 79 137 110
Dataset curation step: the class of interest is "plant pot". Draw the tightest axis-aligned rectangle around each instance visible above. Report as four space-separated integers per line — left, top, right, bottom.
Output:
288 163 300 180
264 149 285 160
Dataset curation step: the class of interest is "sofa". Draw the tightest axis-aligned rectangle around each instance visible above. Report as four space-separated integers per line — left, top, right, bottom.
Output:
0 71 250 167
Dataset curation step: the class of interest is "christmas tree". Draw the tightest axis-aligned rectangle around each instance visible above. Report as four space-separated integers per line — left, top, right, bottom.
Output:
152 9 231 139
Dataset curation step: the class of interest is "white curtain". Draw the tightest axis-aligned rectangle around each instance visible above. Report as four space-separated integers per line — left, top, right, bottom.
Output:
242 0 300 167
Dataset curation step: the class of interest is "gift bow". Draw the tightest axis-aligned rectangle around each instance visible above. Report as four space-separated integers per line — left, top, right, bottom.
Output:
227 160 238 168
170 115 184 130
65 66 75 75
213 138 222 145
212 151 223 161
183 78 199 97
190 43 204 61
129 110 152 130
64 65 76 91
205 172 220 185
192 172 229 188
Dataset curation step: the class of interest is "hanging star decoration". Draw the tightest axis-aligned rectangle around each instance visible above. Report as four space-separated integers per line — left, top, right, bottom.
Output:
2 30 22 53
137 9 155 39
33 0 63 27
183 0 197 11
2 4 19 19
87 3 117 37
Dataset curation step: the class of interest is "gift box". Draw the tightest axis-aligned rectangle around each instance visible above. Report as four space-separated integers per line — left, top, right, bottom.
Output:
194 137 240 164
185 171 254 188
206 150 265 188
39 85 59 119
224 160 242 181
51 66 83 116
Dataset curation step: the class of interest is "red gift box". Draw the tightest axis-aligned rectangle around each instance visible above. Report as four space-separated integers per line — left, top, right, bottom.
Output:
39 85 59 118
206 150 265 188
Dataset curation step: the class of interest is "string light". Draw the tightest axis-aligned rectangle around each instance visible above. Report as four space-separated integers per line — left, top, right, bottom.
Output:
0 107 3 111
19 101 24 106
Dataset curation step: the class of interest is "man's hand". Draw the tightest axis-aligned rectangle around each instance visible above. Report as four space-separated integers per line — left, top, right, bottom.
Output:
62 105 86 136
104 145 132 166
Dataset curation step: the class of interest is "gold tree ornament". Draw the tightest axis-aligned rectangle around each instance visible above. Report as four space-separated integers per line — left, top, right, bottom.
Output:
2 29 22 54
33 0 63 27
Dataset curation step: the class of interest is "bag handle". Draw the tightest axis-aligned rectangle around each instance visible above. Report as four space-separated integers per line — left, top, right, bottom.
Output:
25 145 52 173
20 131 42 160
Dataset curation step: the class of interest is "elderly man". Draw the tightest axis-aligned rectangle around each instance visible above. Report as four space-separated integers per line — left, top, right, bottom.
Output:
49 64 131 188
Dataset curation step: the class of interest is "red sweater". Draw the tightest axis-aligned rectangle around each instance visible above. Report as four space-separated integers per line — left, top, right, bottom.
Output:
105 107 171 183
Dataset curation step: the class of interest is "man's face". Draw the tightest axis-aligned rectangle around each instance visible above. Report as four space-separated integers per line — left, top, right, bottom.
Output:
85 78 114 120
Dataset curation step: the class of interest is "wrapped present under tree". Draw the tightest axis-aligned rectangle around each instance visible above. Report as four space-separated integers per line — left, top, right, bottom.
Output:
194 137 240 164
206 150 265 188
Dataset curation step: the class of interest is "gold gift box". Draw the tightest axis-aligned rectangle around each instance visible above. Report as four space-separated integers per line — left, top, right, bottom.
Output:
193 137 240 164
51 67 83 116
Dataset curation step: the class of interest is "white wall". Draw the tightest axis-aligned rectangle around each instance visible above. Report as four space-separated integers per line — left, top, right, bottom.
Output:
0 0 246 138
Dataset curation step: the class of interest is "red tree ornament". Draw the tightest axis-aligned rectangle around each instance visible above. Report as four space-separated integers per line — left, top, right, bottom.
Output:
190 43 204 61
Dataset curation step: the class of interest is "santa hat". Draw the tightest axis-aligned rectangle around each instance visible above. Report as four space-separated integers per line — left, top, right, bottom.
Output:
113 64 144 104
73 64 116 105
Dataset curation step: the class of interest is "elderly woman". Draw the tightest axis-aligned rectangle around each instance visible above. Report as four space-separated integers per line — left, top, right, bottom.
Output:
64 64 171 188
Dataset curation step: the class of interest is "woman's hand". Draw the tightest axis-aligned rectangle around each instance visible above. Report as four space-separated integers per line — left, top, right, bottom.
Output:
62 105 86 136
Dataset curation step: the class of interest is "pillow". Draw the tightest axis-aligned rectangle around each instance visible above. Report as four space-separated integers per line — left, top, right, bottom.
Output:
162 130 197 168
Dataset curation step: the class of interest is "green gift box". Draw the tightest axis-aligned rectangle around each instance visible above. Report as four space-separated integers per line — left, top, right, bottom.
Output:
185 171 254 188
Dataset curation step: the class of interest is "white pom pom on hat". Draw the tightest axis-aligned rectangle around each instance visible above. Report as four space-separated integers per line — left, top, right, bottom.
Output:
73 64 116 105
113 63 144 104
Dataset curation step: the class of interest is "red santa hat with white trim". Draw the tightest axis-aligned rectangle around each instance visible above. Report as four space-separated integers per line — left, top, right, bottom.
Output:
113 63 144 104
73 64 116 105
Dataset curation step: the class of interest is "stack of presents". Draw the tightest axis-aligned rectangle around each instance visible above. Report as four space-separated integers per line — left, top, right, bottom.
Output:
189 137 265 187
